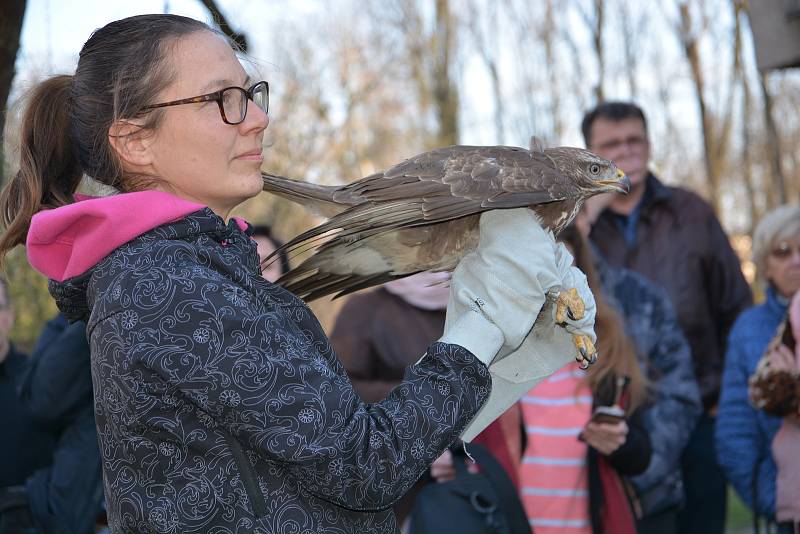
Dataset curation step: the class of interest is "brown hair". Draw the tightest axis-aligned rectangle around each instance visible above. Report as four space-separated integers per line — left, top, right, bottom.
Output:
0 14 212 265
559 225 649 414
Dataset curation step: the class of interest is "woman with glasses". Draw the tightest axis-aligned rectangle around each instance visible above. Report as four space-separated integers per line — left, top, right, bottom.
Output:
716 204 800 533
0 14 593 533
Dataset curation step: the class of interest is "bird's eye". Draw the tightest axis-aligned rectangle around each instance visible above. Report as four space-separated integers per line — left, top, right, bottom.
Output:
589 164 601 175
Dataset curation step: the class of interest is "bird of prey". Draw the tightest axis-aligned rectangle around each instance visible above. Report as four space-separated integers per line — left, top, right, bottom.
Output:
261 142 629 365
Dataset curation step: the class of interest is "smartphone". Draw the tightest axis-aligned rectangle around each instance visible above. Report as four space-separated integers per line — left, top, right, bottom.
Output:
590 405 625 424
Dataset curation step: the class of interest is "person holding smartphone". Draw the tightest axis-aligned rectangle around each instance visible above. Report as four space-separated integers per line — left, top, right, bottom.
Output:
520 226 652 534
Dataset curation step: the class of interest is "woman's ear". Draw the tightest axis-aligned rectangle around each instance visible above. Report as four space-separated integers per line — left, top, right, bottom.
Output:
108 120 155 169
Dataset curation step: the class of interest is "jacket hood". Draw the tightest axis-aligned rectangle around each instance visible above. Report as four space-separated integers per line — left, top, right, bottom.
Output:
28 191 251 322
27 191 251 282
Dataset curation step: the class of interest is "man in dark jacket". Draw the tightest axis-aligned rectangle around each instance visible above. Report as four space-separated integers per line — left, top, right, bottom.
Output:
0 280 57 533
18 314 104 534
1 306 103 534
580 102 753 534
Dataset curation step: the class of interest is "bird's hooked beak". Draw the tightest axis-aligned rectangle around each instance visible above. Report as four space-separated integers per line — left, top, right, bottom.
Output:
597 168 631 194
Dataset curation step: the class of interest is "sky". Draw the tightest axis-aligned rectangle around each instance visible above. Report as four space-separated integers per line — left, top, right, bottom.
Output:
14 0 593 147
11 0 745 168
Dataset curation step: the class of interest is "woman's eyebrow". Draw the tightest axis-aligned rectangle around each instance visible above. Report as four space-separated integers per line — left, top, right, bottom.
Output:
200 76 250 92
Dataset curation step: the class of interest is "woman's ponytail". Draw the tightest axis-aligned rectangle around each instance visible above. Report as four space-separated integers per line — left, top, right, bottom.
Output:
0 75 83 265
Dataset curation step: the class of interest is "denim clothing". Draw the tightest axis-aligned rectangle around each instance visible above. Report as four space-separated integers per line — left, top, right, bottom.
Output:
596 259 702 517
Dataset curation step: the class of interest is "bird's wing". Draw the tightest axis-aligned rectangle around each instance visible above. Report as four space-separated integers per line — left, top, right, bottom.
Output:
273 146 573 261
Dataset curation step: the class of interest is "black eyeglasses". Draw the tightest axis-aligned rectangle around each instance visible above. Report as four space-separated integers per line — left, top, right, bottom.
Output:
142 80 269 125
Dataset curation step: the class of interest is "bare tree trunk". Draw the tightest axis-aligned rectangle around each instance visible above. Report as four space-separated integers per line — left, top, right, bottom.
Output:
758 71 787 208
678 1 721 212
732 0 760 230
543 0 564 140
433 0 459 146
617 0 639 99
592 0 605 102
465 0 504 143
0 0 27 182
732 0 758 231
577 0 606 103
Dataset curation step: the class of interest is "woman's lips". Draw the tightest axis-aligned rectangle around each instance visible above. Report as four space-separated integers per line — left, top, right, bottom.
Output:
236 149 263 161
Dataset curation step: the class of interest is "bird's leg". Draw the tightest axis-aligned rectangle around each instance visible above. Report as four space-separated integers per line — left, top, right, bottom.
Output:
554 288 597 369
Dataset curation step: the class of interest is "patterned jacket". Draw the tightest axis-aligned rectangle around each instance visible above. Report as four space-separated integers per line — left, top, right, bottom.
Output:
37 196 491 534
596 259 702 516
716 287 785 517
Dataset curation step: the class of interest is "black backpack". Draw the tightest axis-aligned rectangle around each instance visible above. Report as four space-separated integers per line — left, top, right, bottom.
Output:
409 443 532 534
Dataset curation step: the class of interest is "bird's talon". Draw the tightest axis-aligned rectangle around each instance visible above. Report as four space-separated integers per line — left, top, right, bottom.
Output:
579 361 589 370
590 353 598 364
567 308 577 321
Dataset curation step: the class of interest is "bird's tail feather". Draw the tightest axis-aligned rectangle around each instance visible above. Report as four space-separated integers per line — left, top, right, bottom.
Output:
261 173 347 218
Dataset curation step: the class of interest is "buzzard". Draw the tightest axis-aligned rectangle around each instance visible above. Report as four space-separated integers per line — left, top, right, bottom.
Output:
261 143 628 364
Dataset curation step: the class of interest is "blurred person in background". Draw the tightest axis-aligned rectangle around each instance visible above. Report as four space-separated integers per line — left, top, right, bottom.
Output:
0 295 103 534
520 225 652 534
574 209 701 534
0 279 57 533
716 204 800 534
580 101 752 534
251 224 289 282
329 272 527 529
16 313 104 534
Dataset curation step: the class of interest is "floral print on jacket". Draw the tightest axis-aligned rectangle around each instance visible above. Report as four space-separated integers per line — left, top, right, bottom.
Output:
50 208 491 533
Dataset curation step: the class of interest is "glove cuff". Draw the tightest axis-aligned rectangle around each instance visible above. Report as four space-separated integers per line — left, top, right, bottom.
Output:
438 311 504 367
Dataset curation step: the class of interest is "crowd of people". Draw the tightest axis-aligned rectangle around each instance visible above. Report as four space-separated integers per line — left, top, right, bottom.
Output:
0 12 797 534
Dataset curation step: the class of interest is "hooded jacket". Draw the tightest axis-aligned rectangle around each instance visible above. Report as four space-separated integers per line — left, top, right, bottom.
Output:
595 258 702 517
27 191 492 533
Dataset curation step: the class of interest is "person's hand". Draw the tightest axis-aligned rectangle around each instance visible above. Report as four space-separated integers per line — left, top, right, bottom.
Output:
582 193 615 228
580 420 628 456
430 450 456 483
439 208 562 366
429 449 478 483
767 344 800 373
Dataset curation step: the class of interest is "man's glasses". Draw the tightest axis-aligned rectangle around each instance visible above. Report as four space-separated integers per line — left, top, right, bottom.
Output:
770 241 800 260
142 81 269 125
594 135 648 152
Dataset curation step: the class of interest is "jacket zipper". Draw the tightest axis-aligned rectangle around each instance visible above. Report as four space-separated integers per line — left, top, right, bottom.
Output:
223 431 269 518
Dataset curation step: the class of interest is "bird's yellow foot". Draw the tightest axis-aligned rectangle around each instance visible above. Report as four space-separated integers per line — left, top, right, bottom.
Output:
555 288 596 369
555 288 585 323
573 334 597 370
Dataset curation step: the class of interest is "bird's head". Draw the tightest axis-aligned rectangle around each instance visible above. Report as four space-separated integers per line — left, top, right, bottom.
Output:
545 147 630 197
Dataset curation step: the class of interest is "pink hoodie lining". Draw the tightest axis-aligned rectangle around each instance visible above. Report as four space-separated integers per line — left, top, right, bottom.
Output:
27 190 211 282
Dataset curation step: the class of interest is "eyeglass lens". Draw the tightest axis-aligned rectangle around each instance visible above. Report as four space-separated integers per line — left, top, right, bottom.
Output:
771 241 800 260
222 83 268 124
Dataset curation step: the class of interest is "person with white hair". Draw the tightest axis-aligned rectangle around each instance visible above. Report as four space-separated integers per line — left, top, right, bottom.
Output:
716 204 800 533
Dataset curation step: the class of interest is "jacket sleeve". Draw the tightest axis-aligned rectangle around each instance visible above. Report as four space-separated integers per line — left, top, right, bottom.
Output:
629 285 702 497
19 314 93 421
715 322 776 517
606 408 651 476
96 266 492 512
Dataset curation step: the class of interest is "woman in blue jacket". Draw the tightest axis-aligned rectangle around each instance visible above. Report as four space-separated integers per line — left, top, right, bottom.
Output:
716 204 800 530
